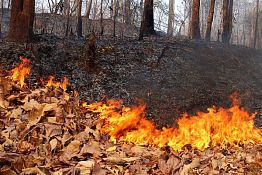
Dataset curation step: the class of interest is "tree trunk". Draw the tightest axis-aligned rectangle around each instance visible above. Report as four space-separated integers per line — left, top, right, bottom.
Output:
0 0 4 38
139 0 154 40
167 0 175 36
113 0 118 40
65 0 70 36
187 0 192 36
8 0 35 42
222 0 233 44
191 0 201 39
85 0 92 18
253 0 259 48
76 0 82 37
100 0 103 36
110 0 113 19
125 0 131 24
205 0 215 41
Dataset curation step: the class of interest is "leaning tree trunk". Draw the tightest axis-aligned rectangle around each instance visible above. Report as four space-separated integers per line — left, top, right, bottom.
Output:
205 0 216 41
253 0 259 48
191 0 201 39
167 0 175 36
76 0 82 37
8 0 35 42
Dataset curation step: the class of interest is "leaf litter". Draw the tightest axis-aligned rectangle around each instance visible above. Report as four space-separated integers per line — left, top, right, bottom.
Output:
0 58 261 174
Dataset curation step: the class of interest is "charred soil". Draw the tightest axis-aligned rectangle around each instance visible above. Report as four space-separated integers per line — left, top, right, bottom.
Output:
0 36 261 127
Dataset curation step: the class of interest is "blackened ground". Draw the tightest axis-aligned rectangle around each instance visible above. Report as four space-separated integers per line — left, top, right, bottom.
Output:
0 35 261 128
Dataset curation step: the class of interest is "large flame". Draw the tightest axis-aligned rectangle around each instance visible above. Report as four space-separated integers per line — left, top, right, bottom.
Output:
9 57 31 87
85 98 262 151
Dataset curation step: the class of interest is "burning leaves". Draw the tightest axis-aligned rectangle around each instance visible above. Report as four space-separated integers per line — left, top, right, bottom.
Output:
9 57 31 88
84 99 262 151
0 57 261 174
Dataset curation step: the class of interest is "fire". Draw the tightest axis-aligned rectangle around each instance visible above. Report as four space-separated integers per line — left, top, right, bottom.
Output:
85 98 262 151
9 57 31 87
46 76 68 92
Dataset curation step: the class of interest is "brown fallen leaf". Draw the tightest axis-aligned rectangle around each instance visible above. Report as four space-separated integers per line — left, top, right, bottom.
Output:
0 165 17 175
50 138 58 151
59 140 81 162
180 158 200 175
103 157 140 164
22 167 46 175
45 124 63 139
17 141 35 154
80 141 101 156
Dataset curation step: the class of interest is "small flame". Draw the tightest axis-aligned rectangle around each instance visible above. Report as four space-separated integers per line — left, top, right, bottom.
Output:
9 57 31 87
46 76 68 92
85 97 262 151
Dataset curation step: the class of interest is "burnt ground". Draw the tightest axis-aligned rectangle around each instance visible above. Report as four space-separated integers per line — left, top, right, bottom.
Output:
0 35 262 128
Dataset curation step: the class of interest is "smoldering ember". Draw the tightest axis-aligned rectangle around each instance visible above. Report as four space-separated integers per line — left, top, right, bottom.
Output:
0 0 262 175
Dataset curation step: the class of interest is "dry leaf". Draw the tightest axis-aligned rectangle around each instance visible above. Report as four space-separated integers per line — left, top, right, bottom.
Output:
50 138 58 151
180 158 200 175
80 141 101 156
22 167 46 175
103 157 140 164
106 146 117 152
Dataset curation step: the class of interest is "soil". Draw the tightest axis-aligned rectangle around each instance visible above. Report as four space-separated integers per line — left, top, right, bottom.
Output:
0 35 261 128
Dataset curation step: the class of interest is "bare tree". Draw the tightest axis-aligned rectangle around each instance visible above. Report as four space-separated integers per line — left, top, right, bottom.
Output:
205 0 216 41
76 0 82 37
191 0 201 39
167 0 175 36
8 0 35 42
253 0 259 48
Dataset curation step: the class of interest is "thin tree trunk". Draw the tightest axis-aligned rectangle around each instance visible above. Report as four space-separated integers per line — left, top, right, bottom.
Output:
0 0 4 38
205 0 215 41
65 0 70 36
113 0 118 41
85 0 92 18
100 0 103 36
93 0 97 19
7 0 10 9
228 0 233 41
125 0 131 24
76 0 82 37
188 0 192 36
167 0 175 36
253 0 259 48
191 0 201 39
110 0 113 19
8 0 35 42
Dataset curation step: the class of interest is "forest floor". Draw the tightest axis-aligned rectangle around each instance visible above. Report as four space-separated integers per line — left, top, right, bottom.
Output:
0 35 262 174
0 35 261 128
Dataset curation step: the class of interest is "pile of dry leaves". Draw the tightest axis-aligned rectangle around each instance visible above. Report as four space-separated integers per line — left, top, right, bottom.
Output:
0 69 262 175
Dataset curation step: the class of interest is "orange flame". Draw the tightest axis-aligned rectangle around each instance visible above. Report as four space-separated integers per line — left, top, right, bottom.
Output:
46 76 68 92
9 57 31 87
85 98 262 151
